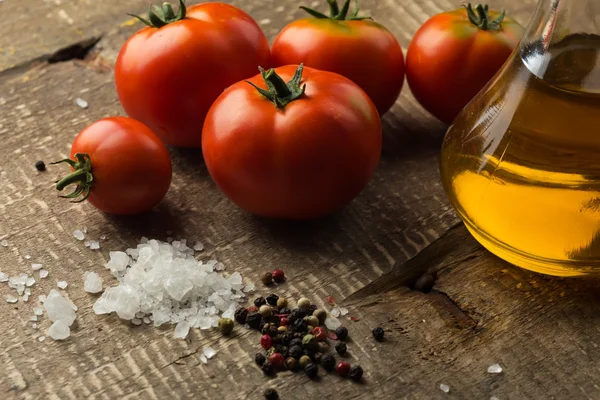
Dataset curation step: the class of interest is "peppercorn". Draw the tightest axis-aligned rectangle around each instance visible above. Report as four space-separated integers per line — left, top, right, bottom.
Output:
261 272 273 286
317 342 330 354
278 332 293 345
261 334 273 350
254 297 266 308
285 357 297 371
307 304 318 314
372 327 385 342
297 297 311 309
307 326 315 332
267 315 281 326
335 342 347 356
259 305 273 318
276 298 288 309
336 361 351 377
234 307 248 324
349 365 364 382
292 318 308 333
299 355 312 369
313 309 327 325
277 326 288 334
293 332 304 339
314 352 323 364
264 388 279 400
321 354 336 372
35 160 46 172
266 294 279 306
290 338 302 348
304 316 319 328
289 345 303 359
218 317 234 335
302 334 318 351
255 353 266 366
414 272 436 293
266 347 276 357
279 317 288 327
272 269 285 283
304 363 318 379
261 361 274 375
312 327 327 341
335 326 349 341
246 305 259 313
258 320 267 333
246 313 262 330
269 352 285 369
303 349 316 360
261 323 277 336
279 307 291 315
274 344 286 354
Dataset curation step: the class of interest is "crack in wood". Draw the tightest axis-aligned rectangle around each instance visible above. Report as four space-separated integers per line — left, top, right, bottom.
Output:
47 36 103 63
428 289 478 330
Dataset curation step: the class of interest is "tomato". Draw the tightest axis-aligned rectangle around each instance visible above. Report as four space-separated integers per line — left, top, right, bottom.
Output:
406 3 523 125
201 64 382 220
53 117 172 215
270 0 404 115
115 1 270 147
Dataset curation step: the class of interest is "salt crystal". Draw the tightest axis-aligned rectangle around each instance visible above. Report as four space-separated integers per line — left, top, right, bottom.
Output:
193 242 204 252
143 317 151 324
48 319 71 340
75 98 88 109
132 318 142 326
25 255 31 260
0 240 7 247
17 285 25 295
106 251 129 272
487 363 503 374
26 277 36 287
34 306 43 316
325 316 341 330
203 347 216 359
84 241 91 248
23 294 29 302
83 272 102 293
440 384 450 393
43 289 76 325
73 230 85 241
0 272 7 282
83 227 88 234
89 241 100 250
31 263 42 271
38 295 46 303
39 269 49 278
57 281 68 289
100 235 106 240
30 315 37 322
331 307 341 317
32 323 37 329
93 285 140 320
174 321 191 339
135 312 145 318
38 335 45 342
199 354 208 364
244 283 256 292
339 307 349 316
25 288 31 295
5 295 18 303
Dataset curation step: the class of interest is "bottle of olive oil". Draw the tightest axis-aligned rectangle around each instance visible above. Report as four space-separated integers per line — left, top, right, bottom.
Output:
440 0 600 277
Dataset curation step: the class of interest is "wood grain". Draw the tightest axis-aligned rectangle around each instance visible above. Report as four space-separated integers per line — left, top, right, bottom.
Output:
4 0 589 399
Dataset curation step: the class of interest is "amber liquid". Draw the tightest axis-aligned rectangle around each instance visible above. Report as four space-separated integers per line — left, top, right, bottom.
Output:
441 34 600 276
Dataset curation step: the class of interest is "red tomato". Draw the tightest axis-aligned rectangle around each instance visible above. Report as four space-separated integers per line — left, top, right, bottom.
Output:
270 0 404 115
406 3 523 124
54 117 172 215
115 1 270 147
202 65 382 220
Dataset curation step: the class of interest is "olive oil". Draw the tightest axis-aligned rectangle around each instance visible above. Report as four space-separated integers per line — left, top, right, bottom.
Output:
441 34 600 276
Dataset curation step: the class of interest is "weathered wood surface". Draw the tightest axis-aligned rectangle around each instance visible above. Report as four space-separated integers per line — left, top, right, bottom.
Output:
5 0 598 399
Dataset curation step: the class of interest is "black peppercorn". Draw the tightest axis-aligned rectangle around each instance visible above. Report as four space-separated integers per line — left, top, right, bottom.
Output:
266 294 279 306
280 332 294 345
234 307 248 324
335 326 349 341
414 272 436 293
304 363 318 379
335 342 347 356
293 332 304 339
321 354 335 372
349 365 364 382
254 297 267 307
35 160 46 171
261 361 275 375
246 313 262 330
372 327 385 341
289 345 303 359
262 323 279 337
267 315 281 326
314 352 323 364
255 353 266 366
264 388 279 400
279 307 291 315
258 320 267 333
274 344 286 355
307 304 318 314
303 349 316 360
292 318 308 333
289 338 302 348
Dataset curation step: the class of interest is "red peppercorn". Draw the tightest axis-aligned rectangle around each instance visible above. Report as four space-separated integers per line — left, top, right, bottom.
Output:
261 334 273 350
336 361 351 377
280 317 288 327
268 352 285 369
246 305 259 313
272 269 285 283
312 327 327 341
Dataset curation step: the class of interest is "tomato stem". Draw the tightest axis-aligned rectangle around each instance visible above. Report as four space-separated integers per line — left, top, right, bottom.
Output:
129 0 186 28
300 0 371 21
246 64 306 109
463 3 506 31
52 153 94 203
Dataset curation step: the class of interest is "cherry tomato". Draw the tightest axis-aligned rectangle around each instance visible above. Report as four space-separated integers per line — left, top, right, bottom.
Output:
115 1 270 147
202 64 382 220
406 3 523 125
271 0 404 115
53 117 172 215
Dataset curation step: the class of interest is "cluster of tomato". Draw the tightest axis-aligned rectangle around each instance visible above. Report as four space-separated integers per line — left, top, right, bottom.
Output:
54 0 523 219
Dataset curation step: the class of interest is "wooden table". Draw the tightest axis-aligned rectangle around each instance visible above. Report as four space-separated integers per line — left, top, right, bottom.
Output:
4 0 598 399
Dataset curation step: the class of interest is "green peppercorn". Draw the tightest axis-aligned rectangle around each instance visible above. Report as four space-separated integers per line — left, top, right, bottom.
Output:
218 317 234 335
335 326 349 340
304 363 318 379
317 342 330 354
313 309 327 325
372 327 385 341
264 388 279 400
299 355 312 369
335 341 347 355
262 272 273 286
304 316 319 327
285 357 297 371
321 354 336 372
349 365 364 382
314 352 323 364
276 298 288 309
297 297 311 309
259 305 273 318
255 353 266 366
302 334 318 351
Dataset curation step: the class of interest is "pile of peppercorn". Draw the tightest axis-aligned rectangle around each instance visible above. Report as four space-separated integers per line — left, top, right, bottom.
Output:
234 293 364 383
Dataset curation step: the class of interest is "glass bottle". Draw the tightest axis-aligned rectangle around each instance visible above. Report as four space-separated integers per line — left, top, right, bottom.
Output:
440 0 600 277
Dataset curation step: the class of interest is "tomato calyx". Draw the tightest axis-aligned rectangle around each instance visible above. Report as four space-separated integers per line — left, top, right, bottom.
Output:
246 64 307 109
300 0 371 21
463 3 506 31
52 153 94 203
129 0 186 28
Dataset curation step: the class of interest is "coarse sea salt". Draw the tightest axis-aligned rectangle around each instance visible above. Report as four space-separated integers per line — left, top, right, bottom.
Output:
83 272 103 293
39 270 49 279
73 230 85 241
0 272 7 282
487 363 503 374
0 240 7 247
57 281 68 289
31 263 43 271
89 241 100 250
203 347 216 359
42 289 77 340
5 295 18 304
92 238 252 339
440 384 450 393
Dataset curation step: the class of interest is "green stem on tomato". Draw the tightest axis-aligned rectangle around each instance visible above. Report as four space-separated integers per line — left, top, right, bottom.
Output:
51 153 94 203
129 0 186 28
463 3 506 31
246 64 306 109
300 0 371 21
